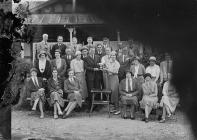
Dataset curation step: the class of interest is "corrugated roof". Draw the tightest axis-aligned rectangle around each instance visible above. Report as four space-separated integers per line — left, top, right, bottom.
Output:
24 14 104 25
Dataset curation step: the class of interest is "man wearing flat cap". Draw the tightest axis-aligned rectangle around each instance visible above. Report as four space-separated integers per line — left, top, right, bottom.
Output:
145 56 160 83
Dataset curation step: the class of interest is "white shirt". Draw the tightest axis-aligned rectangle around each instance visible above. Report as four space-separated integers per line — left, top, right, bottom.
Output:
39 59 46 73
134 64 139 78
126 78 133 92
146 64 160 82
31 76 39 87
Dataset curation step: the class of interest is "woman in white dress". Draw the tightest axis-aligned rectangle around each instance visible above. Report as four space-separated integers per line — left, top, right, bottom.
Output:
159 73 179 123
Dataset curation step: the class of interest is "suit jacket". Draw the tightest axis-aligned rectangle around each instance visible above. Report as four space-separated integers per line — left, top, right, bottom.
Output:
36 41 51 59
51 43 67 59
95 50 105 61
48 78 63 93
28 77 43 93
62 54 75 70
119 78 139 97
130 63 146 76
83 55 101 81
64 78 82 95
51 59 67 77
160 60 173 83
117 54 130 65
34 60 52 79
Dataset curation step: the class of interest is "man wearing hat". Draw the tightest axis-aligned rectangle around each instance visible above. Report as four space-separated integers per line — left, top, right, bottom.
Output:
28 68 45 119
81 46 89 60
145 56 160 83
50 35 67 59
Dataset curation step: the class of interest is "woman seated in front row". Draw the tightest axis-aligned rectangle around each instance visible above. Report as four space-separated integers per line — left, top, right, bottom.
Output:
62 69 83 119
119 70 139 119
48 68 64 119
159 73 179 123
140 73 158 123
28 68 45 119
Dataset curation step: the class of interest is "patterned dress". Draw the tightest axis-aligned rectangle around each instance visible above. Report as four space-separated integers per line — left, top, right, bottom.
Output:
48 78 64 107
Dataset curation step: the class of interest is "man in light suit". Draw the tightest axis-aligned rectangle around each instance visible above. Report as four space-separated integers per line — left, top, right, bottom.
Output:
36 34 51 60
51 35 67 59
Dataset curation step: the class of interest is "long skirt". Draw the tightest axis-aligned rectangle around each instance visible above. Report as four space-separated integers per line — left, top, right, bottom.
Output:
103 71 109 89
31 90 46 105
108 74 119 105
50 91 64 107
75 72 88 99
68 92 82 107
121 95 138 106
140 95 158 109
160 95 179 113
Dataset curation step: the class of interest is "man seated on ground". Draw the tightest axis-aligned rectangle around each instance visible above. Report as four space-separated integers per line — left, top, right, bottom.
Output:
119 70 139 119
159 73 179 123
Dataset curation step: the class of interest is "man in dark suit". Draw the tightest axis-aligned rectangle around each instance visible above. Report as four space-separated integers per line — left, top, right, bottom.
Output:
51 36 67 59
95 43 105 60
62 48 74 78
117 47 132 82
83 47 101 109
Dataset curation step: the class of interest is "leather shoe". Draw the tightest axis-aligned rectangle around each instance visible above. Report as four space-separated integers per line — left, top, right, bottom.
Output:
130 116 135 120
62 114 69 119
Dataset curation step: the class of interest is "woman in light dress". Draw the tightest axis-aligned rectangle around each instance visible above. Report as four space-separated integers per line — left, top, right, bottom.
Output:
140 73 158 123
70 51 88 99
159 73 179 123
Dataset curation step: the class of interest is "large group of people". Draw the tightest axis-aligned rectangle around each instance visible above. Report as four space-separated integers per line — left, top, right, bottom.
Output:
27 33 180 123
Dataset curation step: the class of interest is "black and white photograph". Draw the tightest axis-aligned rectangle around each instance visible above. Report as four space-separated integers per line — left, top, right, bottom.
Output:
0 0 197 139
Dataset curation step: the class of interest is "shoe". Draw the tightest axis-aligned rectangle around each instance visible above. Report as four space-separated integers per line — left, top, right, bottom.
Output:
114 111 121 115
159 119 165 123
141 118 146 121
167 114 172 118
54 114 58 119
32 107 36 111
145 118 149 123
123 116 127 119
40 114 44 119
58 111 63 115
110 110 117 113
62 114 69 119
130 116 135 120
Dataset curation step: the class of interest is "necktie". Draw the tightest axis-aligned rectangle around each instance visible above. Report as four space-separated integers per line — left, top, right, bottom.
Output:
128 79 131 91
92 55 94 60
123 55 125 62
35 77 39 87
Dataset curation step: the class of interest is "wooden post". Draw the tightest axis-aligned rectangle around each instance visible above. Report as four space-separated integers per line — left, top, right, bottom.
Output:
68 28 74 45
